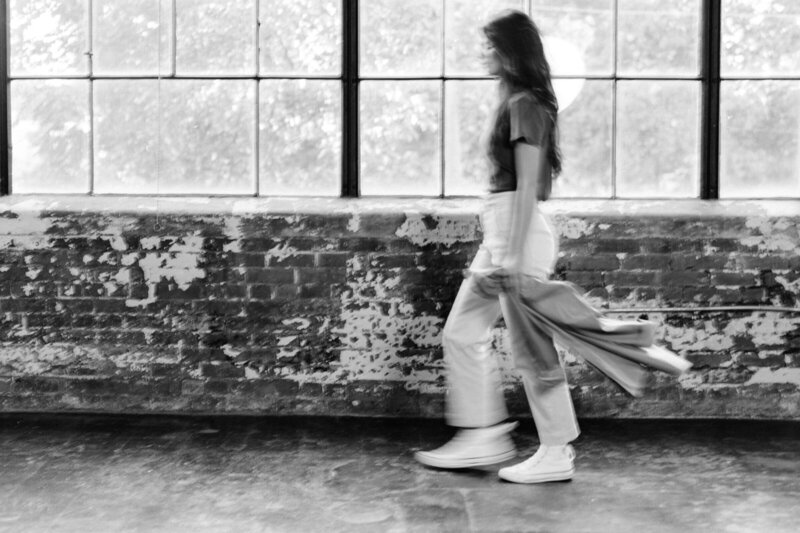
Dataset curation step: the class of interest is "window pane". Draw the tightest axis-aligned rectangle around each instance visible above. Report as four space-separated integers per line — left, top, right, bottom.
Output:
93 0 171 75
616 81 700 198
361 81 440 196
553 80 612 198
720 81 800 198
260 0 341 75
535 0 614 76
175 0 255 75
94 81 158 194
443 80 495 196
444 0 523 75
11 80 89 193
617 0 701 76
259 80 341 196
96 81 258 195
722 0 800 76
360 0 442 76
9 0 88 76
101 80 255 195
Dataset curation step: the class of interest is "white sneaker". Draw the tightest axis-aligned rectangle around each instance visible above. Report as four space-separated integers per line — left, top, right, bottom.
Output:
498 444 575 483
414 422 518 469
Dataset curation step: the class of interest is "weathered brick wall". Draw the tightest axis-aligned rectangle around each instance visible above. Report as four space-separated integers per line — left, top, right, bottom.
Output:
1 197 798 418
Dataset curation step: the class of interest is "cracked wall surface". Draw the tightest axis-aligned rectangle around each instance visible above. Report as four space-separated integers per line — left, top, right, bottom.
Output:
0 198 798 418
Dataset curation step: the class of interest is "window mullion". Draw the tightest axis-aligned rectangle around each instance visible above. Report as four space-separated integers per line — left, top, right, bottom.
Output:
254 0 260 197
342 0 359 197
611 0 618 199
1 0 10 195
700 0 721 199
88 0 95 195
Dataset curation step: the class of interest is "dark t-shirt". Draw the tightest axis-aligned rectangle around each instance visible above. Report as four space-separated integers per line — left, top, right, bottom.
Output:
487 91 553 200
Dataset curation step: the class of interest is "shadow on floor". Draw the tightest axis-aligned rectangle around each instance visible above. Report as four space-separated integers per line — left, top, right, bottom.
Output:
1 413 798 532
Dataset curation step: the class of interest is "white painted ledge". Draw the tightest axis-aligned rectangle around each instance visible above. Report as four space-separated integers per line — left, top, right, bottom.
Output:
1 195 798 218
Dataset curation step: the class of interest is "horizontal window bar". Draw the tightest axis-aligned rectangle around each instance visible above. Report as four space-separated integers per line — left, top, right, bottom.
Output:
9 74 343 81
357 75 703 81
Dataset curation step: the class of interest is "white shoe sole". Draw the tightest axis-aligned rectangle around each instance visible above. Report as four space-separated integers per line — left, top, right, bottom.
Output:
498 466 575 484
414 448 518 469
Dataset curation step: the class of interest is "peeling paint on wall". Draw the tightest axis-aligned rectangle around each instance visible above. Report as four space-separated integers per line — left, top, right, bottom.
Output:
557 218 594 240
742 216 800 253
265 242 299 264
396 214 479 248
746 368 800 386
126 234 206 307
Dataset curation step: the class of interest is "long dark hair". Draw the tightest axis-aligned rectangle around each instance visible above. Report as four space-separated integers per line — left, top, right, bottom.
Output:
483 10 562 176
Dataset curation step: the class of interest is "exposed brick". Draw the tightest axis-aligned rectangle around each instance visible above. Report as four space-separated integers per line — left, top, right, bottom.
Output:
266 253 315 268
337 237 388 252
12 376 62 393
204 379 234 395
234 253 265 268
181 379 204 396
240 238 275 252
708 289 743 305
150 364 182 377
710 272 758 287
685 351 732 368
565 254 620 271
154 283 204 300
225 284 248 299
592 240 641 254
298 284 328 299
736 255 792 271
236 379 299 396
605 271 658 286
199 362 245 379
299 382 323 396
249 284 273 300
65 378 132 396
620 254 670 270
245 268 294 284
657 286 684 303
316 253 349 268
670 254 731 271
93 299 133 314
271 285 300 300
624 286 658 301
740 288 768 304
294 268 346 285
658 271 709 287
368 254 418 269
71 314 123 328
564 271 604 288
736 351 786 367
640 238 703 253
708 238 753 253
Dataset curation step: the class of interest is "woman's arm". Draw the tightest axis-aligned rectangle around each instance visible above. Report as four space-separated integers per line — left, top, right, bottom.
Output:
503 142 542 273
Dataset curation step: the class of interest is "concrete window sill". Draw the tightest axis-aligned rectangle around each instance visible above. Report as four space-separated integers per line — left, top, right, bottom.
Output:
2 195 798 218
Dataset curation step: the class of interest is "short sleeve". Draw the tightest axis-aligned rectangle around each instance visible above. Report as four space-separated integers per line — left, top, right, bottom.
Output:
508 93 547 147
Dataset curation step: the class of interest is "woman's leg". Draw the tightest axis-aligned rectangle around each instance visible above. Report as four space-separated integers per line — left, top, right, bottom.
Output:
495 293 580 483
499 294 580 446
414 274 517 469
443 275 507 428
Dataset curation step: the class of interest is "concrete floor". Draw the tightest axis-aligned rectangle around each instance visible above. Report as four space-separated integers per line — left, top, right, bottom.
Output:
0 415 798 533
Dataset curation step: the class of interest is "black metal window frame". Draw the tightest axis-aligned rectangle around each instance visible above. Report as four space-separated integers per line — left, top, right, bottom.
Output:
0 0 759 200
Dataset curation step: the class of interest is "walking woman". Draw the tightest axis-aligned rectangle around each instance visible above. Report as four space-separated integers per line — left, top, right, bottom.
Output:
414 10 690 483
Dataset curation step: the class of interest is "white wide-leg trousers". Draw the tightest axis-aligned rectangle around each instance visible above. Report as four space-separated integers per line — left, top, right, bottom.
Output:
443 193 580 445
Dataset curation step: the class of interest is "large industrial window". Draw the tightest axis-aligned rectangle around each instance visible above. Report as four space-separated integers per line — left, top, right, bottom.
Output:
2 0 798 198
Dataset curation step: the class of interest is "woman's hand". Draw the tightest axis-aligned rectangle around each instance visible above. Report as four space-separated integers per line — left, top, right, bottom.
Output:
471 271 505 298
471 267 522 297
